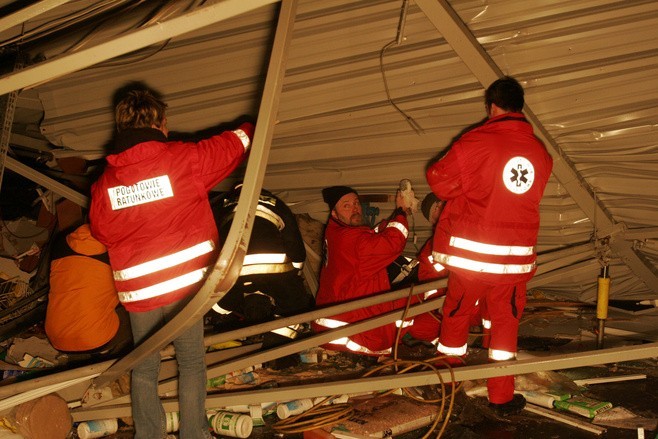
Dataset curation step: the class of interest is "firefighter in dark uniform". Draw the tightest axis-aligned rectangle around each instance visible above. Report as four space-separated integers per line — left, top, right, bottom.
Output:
208 184 315 342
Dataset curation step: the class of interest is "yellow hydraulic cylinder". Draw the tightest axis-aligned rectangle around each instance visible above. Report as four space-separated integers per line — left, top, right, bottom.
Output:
596 266 610 349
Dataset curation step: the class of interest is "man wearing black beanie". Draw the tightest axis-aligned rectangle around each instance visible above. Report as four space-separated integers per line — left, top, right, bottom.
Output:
417 193 447 283
312 185 441 358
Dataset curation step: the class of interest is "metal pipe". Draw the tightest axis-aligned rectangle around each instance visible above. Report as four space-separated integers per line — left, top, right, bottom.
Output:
395 0 410 45
596 265 610 349
70 341 658 421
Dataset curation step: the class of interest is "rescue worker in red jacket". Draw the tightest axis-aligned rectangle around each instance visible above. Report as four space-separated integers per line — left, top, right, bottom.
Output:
312 186 440 357
427 76 552 415
46 223 132 358
418 193 488 346
417 192 447 283
90 88 252 439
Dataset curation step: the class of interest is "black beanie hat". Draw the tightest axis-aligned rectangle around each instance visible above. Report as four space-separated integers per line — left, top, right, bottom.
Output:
322 186 358 211
421 193 441 221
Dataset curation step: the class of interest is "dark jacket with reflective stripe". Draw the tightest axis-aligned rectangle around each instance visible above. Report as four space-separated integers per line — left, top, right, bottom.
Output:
212 187 306 266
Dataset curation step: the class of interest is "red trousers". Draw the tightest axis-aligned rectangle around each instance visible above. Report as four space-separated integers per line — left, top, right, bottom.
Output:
312 297 441 356
439 272 527 404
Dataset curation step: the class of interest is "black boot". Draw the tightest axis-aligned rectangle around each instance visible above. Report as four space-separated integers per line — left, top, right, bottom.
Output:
489 394 526 416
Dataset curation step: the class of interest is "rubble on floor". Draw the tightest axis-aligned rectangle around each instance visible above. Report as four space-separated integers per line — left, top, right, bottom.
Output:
0 281 657 437
3 347 651 438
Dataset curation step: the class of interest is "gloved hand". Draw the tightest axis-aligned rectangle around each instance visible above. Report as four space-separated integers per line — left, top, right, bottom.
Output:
396 179 419 213
233 114 256 141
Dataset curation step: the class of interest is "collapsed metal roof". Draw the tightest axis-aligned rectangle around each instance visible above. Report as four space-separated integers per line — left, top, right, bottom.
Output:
0 0 657 313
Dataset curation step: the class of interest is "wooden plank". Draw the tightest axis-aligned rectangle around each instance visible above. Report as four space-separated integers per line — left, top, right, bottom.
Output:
524 404 607 435
573 374 647 386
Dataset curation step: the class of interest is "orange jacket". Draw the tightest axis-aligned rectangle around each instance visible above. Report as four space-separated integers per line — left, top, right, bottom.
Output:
45 224 120 352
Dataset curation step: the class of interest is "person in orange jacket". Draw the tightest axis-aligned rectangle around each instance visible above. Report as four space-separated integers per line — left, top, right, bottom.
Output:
45 223 132 357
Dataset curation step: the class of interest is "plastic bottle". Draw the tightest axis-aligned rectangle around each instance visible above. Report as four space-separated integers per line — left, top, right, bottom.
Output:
208 411 253 438
276 399 313 419
516 391 556 409
76 418 118 439
249 404 265 426
165 412 179 433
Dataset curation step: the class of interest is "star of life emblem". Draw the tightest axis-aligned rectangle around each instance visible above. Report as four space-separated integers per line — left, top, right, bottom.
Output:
503 156 534 194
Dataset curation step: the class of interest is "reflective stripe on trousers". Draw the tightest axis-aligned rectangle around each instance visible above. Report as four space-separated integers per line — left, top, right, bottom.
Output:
437 342 467 357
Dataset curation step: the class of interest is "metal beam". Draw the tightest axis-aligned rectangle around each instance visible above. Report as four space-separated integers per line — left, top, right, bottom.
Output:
536 243 596 275
70 341 658 421
81 255 599 408
0 245 596 411
530 259 600 289
0 0 279 95
0 0 74 34
8 133 104 160
4 155 89 207
414 0 658 293
536 242 595 264
623 227 658 241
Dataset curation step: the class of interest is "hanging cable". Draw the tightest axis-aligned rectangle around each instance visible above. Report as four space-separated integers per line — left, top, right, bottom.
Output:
379 0 425 135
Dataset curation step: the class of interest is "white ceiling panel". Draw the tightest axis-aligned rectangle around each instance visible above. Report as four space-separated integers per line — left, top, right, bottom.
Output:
0 0 656 316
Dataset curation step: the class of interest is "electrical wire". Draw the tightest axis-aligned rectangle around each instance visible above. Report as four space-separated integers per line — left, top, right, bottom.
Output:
272 402 354 435
273 283 461 438
378 0 425 135
0 0 196 69
63 0 151 54
379 41 425 135
389 283 461 438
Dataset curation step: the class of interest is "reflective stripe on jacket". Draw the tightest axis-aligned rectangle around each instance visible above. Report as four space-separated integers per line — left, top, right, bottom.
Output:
426 113 553 285
90 123 252 312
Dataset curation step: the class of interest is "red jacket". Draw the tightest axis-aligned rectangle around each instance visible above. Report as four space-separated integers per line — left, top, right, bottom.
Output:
426 113 552 285
417 237 447 283
313 212 408 352
316 213 409 306
90 124 252 312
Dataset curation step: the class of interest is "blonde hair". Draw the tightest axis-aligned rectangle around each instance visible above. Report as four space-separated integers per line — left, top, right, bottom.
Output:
114 90 167 132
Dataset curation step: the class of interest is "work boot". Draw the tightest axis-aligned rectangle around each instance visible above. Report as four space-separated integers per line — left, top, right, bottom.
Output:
489 393 526 416
432 353 466 369
396 334 437 360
